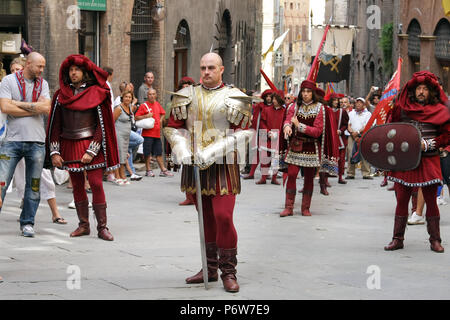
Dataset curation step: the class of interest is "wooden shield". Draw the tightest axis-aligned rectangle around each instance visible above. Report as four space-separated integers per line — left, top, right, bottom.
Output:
360 123 422 171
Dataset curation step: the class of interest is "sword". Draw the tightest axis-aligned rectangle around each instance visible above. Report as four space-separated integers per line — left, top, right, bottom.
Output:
194 165 209 289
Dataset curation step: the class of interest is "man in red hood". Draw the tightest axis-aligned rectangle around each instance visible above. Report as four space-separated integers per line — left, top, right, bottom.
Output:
384 71 450 253
281 80 338 217
46 54 119 241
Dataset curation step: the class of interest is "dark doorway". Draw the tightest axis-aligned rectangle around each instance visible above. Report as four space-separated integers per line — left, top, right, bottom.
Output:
130 0 153 95
174 20 191 90
174 49 188 90
130 40 147 93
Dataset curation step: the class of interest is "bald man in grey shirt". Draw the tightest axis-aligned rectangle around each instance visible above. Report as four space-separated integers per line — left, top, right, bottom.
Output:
0 52 50 237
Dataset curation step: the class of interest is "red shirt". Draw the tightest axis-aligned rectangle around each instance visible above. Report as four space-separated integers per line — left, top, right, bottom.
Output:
136 101 165 138
260 105 285 132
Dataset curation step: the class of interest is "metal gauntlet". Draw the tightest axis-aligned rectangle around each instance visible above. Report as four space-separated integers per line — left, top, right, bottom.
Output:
163 127 193 165
197 129 255 170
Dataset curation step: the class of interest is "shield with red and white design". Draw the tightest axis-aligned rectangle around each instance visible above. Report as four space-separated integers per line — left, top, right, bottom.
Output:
360 123 422 171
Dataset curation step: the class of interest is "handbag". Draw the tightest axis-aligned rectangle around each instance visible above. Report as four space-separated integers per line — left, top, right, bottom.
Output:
135 103 155 129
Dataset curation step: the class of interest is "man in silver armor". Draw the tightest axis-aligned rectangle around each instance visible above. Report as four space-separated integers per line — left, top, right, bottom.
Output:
164 53 254 292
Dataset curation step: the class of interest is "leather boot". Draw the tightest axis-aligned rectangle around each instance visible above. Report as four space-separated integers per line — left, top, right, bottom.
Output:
384 216 408 251
271 174 280 185
186 242 219 283
301 191 313 216
325 176 331 188
280 189 296 217
70 200 90 237
179 193 195 206
92 203 114 241
319 173 329 195
255 175 267 184
218 248 239 293
426 216 444 253
338 175 347 184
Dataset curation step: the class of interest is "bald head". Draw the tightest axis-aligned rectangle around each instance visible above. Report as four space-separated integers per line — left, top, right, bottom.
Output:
200 52 224 88
24 52 46 79
200 53 223 67
27 52 45 63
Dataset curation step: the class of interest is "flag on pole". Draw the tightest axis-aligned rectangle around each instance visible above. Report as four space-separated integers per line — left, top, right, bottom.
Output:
324 82 337 101
311 27 354 83
262 29 290 61
308 23 331 82
362 57 403 134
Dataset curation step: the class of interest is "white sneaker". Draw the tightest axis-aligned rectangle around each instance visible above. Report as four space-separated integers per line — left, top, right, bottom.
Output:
21 224 35 237
130 173 143 181
437 196 447 206
68 200 75 209
408 212 425 225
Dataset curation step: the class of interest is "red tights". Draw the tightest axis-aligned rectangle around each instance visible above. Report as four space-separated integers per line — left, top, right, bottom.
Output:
194 194 237 249
69 168 106 204
394 183 439 217
286 165 315 192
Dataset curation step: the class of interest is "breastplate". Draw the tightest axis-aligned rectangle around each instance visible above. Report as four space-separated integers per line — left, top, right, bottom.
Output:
185 86 232 149
61 107 97 140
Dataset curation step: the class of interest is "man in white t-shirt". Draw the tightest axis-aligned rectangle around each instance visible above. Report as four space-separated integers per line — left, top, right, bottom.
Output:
0 52 51 237
346 97 373 179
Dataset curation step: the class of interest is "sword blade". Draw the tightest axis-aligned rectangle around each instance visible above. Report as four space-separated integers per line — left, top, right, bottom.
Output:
194 165 209 289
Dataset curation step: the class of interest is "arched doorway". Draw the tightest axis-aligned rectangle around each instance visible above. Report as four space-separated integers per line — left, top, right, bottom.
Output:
218 10 233 85
173 19 191 90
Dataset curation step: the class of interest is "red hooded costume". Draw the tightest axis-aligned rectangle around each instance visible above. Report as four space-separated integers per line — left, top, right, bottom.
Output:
384 70 450 253
387 71 450 186
45 54 119 241
46 54 119 172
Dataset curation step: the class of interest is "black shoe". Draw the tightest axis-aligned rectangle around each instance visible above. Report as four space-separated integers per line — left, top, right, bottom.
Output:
345 176 355 180
363 176 373 180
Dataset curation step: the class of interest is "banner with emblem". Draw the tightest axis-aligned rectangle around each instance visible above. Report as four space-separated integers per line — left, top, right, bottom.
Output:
311 27 355 83
362 57 403 134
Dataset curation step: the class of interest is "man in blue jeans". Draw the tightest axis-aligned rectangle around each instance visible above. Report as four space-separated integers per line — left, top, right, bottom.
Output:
127 129 144 180
0 52 50 237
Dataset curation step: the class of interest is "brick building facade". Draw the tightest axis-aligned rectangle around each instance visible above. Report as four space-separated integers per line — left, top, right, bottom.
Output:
0 0 262 106
398 0 450 93
163 0 262 104
342 0 397 98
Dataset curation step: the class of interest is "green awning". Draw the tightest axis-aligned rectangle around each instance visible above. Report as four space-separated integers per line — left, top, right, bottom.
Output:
78 0 106 11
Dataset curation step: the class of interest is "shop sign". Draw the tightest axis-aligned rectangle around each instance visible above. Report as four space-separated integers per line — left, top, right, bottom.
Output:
78 0 107 11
